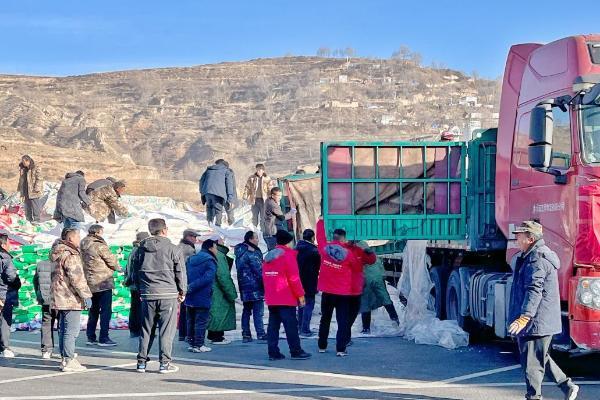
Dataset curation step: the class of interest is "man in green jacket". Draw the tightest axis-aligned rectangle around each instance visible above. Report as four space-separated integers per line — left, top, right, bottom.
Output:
207 238 238 345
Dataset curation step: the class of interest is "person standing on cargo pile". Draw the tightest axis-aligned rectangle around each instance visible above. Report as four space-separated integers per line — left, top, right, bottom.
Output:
17 155 47 223
124 231 149 338
87 180 129 224
81 224 121 347
296 228 320 337
263 187 296 251
0 233 21 358
199 159 236 227
243 163 273 230
263 230 311 361
176 229 200 343
315 218 375 357
50 228 93 372
235 230 267 343
34 259 57 358
133 218 186 374
224 163 238 226
508 221 579 400
53 170 91 230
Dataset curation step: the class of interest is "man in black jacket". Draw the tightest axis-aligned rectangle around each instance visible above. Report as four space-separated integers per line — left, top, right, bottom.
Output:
508 221 579 400
134 219 186 374
296 229 320 337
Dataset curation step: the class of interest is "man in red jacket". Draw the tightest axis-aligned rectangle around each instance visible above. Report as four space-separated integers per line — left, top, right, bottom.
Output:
263 230 311 361
315 219 375 357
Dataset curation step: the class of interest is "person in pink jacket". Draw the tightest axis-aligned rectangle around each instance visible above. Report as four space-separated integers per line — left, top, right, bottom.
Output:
263 230 311 361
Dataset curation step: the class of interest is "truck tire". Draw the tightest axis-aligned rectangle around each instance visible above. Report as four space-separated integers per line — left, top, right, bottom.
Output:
445 270 466 329
429 266 446 320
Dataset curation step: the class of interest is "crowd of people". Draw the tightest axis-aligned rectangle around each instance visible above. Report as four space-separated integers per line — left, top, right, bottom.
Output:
0 155 582 399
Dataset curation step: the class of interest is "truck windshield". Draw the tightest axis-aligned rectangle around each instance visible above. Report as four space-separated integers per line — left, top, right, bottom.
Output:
581 105 600 163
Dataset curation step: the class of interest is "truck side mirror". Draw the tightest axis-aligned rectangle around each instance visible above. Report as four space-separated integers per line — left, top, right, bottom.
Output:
528 104 553 169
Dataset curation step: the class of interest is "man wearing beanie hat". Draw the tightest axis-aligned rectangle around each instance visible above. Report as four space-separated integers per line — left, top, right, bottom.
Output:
262 230 311 361
124 232 150 338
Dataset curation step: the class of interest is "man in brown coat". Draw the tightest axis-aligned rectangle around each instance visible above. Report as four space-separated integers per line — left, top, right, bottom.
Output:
50 228 92 372
87 181 129 223
17 155 47 223
242 163 273 230
81 224 120 346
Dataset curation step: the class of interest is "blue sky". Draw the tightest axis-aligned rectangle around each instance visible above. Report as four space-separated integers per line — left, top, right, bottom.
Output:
1 0 598 78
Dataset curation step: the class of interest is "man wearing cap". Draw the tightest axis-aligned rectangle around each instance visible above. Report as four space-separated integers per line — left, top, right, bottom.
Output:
508 221 579 400
124 231 150 338
177 229 200 342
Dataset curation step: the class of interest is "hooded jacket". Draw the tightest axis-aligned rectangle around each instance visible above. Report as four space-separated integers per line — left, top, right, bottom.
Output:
134 236 187 301
53 172 91 223
295 240 320 297
17 163 44 199
80 234 120 293
234 242 264 302
185 250 217 308
509 239 562 336
50 240 92 310
263 245 304 306
199 163 236 203
0 250 19 306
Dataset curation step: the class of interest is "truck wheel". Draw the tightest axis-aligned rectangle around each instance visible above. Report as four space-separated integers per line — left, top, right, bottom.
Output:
429 266 446 320
445 270 466 329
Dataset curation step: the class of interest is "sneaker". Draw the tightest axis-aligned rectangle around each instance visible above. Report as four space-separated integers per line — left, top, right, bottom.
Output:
98 338 117 347
269 353 286 361
318 348 327 354
190 346 212 353
567 384 580 400
257 335 268 342
242 337 253 343
136 361 146 373
159 362 179 374
62 359 87 372
361 328 371 335
86 339 98 346
299 331 314 338
336 351 349 357
0 349 15 358
42 351 52 359
210 338 231 345
291 351 312 360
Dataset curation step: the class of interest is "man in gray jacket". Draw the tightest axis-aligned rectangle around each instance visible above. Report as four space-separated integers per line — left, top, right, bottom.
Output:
133 218 186 374
199 159 236 227
508 221 579 400
53 171 91 230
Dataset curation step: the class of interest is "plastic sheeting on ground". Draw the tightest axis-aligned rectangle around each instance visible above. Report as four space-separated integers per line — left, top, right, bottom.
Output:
396 240 469 349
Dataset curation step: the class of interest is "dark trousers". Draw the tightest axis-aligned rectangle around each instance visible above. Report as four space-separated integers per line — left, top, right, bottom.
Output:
297 295 316 334
251 198 265 229
0 301 14 351
24 195 47 223
347 295 361 341
318 293 351 353
178 303 187 340
86 290 113 342
242 300 265 338
267 305 302 357
263 235 277 251
41 305 57 352
205 194 225 226
361 303 399 330
58 310 81 360
186 307 210 347
129 290 142 336
517 335 573 399
137 298 178 363
207 330 225 342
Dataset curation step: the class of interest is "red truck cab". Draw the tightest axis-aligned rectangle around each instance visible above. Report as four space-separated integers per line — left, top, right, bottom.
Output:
496 35 600 349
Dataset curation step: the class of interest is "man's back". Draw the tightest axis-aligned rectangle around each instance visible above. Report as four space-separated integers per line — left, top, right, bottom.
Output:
136 236 186 301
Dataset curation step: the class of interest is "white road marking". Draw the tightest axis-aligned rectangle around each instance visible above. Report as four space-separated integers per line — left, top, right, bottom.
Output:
436 364 521 384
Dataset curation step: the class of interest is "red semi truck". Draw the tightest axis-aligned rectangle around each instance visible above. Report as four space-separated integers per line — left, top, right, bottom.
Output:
320 34 600 351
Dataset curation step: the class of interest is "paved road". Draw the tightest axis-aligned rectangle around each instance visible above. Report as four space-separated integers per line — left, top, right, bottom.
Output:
1 330 599 399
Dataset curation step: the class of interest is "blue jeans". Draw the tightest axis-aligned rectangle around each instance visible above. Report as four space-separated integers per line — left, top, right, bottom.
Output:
242 300 265 338
267 306 302 357
186 307 210 347
58 310 81 360
63 217 83 230
86 290 113 342
297 295 316 334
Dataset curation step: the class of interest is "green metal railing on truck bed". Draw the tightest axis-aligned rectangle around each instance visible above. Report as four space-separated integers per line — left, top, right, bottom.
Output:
321 141 467 241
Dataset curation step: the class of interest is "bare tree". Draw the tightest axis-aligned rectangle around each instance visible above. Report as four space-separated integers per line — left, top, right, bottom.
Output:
317 47 331 57
392 45 411 61
344 47 356 61
410 52 422 66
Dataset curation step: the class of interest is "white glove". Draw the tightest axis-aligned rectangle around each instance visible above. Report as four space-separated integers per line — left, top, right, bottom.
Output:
84 298 93 309
290 208 297 216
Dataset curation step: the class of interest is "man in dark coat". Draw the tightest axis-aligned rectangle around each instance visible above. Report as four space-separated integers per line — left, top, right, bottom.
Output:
53 171 91 230
176 229 200 342
124 232 150 338
199 159 236 227
0 233 20 358
295 229 320 337
508 221 579 400
263 187 295 251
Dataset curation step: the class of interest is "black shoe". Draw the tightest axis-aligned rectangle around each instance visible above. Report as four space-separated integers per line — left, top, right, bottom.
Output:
269 353 286 361
98 338 117 347
86 339 98 346
361 328 370 334
291 351 311 360
257 335 268 343
242 337 253 343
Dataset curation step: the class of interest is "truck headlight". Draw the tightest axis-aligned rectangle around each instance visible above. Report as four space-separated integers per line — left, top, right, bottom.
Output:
577 278 600 310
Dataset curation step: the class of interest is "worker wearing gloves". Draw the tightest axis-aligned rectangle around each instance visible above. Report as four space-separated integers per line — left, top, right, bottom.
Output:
508 221 579 400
